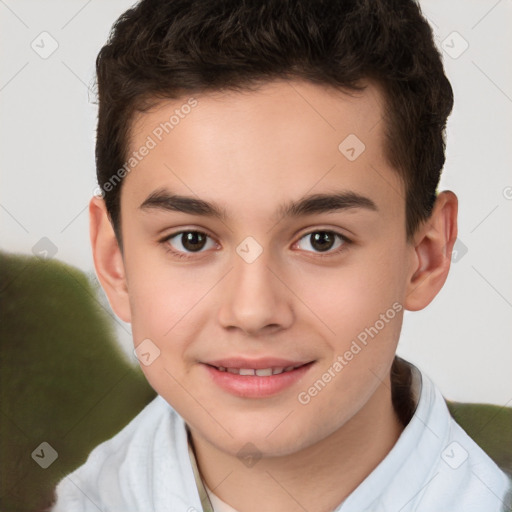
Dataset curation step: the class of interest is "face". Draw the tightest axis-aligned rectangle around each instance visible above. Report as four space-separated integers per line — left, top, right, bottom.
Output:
111 80 418 457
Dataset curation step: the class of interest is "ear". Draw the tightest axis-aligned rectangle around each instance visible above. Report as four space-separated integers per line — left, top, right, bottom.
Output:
404 190 458 311
89 196 132 323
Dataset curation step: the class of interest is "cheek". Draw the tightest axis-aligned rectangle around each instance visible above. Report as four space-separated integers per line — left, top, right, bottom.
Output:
290 250 405 399
125 257 206 400
125 246 209 340
291 249 405 341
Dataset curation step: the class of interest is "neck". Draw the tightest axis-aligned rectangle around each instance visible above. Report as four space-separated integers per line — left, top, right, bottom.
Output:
189 375 405 512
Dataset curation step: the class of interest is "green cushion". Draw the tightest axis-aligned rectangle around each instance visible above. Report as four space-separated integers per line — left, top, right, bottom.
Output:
0 251 156 512
446 400 512 477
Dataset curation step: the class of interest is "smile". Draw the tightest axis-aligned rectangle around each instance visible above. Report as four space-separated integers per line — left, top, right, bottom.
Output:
213 365 301 376
203 361 315 398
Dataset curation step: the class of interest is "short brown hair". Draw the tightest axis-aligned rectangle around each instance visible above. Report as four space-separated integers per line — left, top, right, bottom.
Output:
95 0 454 245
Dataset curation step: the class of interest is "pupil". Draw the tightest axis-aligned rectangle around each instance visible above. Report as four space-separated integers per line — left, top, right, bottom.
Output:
311 232 334 252
182 232 206 251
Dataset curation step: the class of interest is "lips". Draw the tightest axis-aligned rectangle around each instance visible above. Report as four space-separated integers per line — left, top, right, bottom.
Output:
202 358 315 398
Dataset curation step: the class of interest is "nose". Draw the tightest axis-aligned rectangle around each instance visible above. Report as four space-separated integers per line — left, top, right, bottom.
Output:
217 247 294 337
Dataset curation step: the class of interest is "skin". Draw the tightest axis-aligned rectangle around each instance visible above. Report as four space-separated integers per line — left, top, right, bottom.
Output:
90 79 458 512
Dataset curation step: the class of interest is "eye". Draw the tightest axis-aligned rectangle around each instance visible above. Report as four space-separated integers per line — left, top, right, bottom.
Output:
295 230 350 256
163 230 217 258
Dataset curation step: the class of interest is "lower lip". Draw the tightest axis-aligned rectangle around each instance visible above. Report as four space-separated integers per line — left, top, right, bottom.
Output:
202 362 315 398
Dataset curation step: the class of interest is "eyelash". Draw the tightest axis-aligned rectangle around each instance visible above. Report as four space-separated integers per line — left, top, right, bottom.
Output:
159 229 352 260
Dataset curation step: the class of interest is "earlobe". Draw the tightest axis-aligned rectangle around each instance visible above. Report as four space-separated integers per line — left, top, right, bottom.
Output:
89 196 132 323
404 191 458 311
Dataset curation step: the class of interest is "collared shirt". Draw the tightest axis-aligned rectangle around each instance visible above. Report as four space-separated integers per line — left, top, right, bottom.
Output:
51 364 512 512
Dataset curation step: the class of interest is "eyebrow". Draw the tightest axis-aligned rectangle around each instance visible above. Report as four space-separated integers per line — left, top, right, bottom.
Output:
139 187 378 221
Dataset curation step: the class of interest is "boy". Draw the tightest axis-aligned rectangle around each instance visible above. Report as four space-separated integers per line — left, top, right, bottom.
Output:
51 0 511 510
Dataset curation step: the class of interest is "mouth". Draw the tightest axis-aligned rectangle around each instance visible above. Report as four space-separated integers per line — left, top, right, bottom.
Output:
202 359 316 398
206 363 307 376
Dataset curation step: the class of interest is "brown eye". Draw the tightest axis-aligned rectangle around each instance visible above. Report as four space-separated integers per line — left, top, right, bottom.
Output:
165 231 215 254
310 232 336 252
180 232 207 251
296 231 348 255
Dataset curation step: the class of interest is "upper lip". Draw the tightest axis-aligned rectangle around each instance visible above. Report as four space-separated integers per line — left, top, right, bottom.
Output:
204 357 313 369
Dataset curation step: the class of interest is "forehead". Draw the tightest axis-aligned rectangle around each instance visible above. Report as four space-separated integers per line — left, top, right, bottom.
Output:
130 79 386 152
123 79 404 226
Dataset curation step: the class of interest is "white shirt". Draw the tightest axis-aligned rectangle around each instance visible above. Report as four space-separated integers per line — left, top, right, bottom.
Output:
51 365 511 512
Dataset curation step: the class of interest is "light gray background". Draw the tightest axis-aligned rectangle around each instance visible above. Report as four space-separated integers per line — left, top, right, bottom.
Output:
1 0 511 405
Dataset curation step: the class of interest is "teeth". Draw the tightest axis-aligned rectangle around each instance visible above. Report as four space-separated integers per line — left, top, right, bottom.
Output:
255 368 273 376
216 365 300 375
